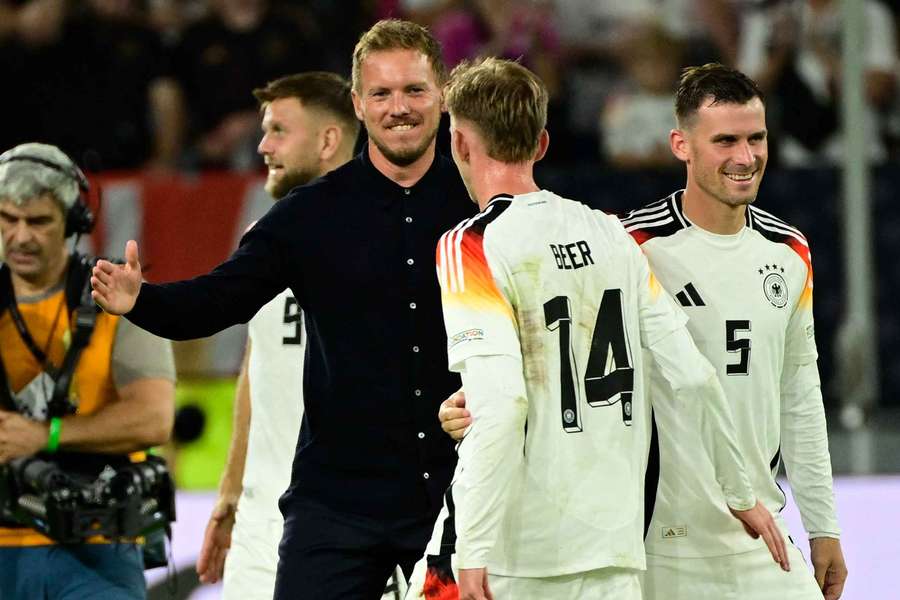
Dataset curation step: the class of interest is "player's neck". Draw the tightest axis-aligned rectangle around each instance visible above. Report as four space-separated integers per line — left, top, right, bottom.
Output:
472 161 539 211
367 140 436 189
681 187 747 235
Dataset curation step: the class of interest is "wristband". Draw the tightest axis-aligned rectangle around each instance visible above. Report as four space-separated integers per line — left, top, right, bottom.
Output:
46 417 62 453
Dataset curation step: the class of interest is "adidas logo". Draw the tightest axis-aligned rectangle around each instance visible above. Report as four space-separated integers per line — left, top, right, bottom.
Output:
675 282 705 307
661 526 687 539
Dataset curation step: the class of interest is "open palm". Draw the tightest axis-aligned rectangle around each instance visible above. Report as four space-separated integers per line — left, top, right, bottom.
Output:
91 240 143 315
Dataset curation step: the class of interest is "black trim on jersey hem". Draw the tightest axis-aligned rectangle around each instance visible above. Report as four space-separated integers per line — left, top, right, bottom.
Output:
770 445 788 513
644 412 661 539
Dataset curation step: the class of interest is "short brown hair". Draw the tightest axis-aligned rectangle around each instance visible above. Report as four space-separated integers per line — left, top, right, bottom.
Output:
444 57 548 163
351 19 447 93
675 63 764 128
253 72 360 140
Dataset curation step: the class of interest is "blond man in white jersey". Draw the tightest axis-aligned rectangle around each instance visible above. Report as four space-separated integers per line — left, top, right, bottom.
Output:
410 57 787 600
195 72 359 599
441 62 849 600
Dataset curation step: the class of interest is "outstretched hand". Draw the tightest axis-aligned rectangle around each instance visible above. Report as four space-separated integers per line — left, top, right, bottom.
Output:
91 240 143 315
731 500 790 572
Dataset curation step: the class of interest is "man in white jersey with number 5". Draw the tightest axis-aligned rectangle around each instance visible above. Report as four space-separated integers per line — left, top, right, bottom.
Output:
195 72 359 598
621 63 847 600
409 57 787 600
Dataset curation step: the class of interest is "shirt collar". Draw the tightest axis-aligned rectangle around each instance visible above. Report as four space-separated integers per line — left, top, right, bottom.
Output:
358 146 445 208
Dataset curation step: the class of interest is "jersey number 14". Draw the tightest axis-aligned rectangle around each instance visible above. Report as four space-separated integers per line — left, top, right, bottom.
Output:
544 289 634 433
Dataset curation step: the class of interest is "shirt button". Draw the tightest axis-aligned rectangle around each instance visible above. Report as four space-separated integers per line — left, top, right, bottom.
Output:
414 389 422 396
405 216 413 223
407 258 414 266
418 432 425 439
409 302 417 309
423 472 430 480
404 188 411 195
412 345 420 353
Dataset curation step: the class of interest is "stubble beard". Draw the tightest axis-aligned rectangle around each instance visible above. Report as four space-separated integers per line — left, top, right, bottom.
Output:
697 168 762 210
268 166 319 200
370 122 439 168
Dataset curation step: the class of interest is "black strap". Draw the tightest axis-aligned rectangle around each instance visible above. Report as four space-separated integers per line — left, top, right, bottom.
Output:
0 352 14 412
50 256 99 418
7 298 49 365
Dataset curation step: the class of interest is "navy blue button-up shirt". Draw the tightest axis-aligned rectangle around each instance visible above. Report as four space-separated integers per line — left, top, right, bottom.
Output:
128 150 474 519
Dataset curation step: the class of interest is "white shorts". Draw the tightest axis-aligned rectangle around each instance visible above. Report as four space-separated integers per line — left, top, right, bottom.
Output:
641 544 821 600
405 553 640 600
222 516 283 600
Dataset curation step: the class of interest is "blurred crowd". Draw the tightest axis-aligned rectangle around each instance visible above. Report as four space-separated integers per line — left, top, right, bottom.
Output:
2 0 900 172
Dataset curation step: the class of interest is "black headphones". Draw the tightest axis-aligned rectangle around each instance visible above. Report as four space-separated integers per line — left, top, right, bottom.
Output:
0 153 95 237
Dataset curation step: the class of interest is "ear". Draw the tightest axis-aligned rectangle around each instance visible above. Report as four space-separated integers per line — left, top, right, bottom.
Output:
351 90 364 121
452 126 470 165
319 125 342 162
534 129 550 163
670 128 689 162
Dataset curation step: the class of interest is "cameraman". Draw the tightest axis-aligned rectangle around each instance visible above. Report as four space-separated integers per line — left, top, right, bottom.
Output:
0 143 175 599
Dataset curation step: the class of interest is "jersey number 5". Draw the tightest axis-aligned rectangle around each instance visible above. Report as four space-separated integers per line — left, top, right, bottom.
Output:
725 320 751 375
544 289 634 433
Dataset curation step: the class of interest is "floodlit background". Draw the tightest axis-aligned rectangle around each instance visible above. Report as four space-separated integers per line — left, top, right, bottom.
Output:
1 1 898 598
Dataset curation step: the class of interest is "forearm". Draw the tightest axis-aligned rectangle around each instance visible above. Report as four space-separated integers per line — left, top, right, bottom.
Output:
127 244 279 340
218 344 251 501
455 355 528 569
780 361 840 538
649 327 755 510
693 372 756 511
59 378 174 453
128 280 245 340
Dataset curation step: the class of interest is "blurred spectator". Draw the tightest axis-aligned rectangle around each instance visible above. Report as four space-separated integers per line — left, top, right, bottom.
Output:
170 0 319 170
429 0 560 93
664 0 740 65
280 0 374 76
552 2 656 159
600 24 682 170
553 0 737 160
0 0 182 170
395 0 455 27
738 0 897 166
424 1 567 160
146 0 209 44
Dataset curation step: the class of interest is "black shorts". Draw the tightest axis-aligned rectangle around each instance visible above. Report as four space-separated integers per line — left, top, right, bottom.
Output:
274 496 438 600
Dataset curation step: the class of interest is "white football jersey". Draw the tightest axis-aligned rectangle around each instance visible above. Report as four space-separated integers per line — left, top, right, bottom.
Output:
240 288 305 520
431 190 702 577
622 191 839 558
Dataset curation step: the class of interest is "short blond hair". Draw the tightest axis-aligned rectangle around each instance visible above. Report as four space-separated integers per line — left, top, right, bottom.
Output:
351 19 447 94
444 57 548 163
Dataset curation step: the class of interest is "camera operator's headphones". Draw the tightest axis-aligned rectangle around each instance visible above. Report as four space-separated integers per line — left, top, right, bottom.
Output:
0 153 94 238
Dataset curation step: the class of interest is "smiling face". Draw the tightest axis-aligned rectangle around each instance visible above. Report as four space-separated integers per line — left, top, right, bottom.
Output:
677 97 768 210
0 194 68 286
257 97 323 199
351 48 442 168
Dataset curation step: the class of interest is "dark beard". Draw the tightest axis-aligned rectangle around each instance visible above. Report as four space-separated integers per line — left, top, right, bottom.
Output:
269 167 318 199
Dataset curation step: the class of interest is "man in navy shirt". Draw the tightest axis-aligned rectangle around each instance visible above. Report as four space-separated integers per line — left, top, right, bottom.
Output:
92 19 473 600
